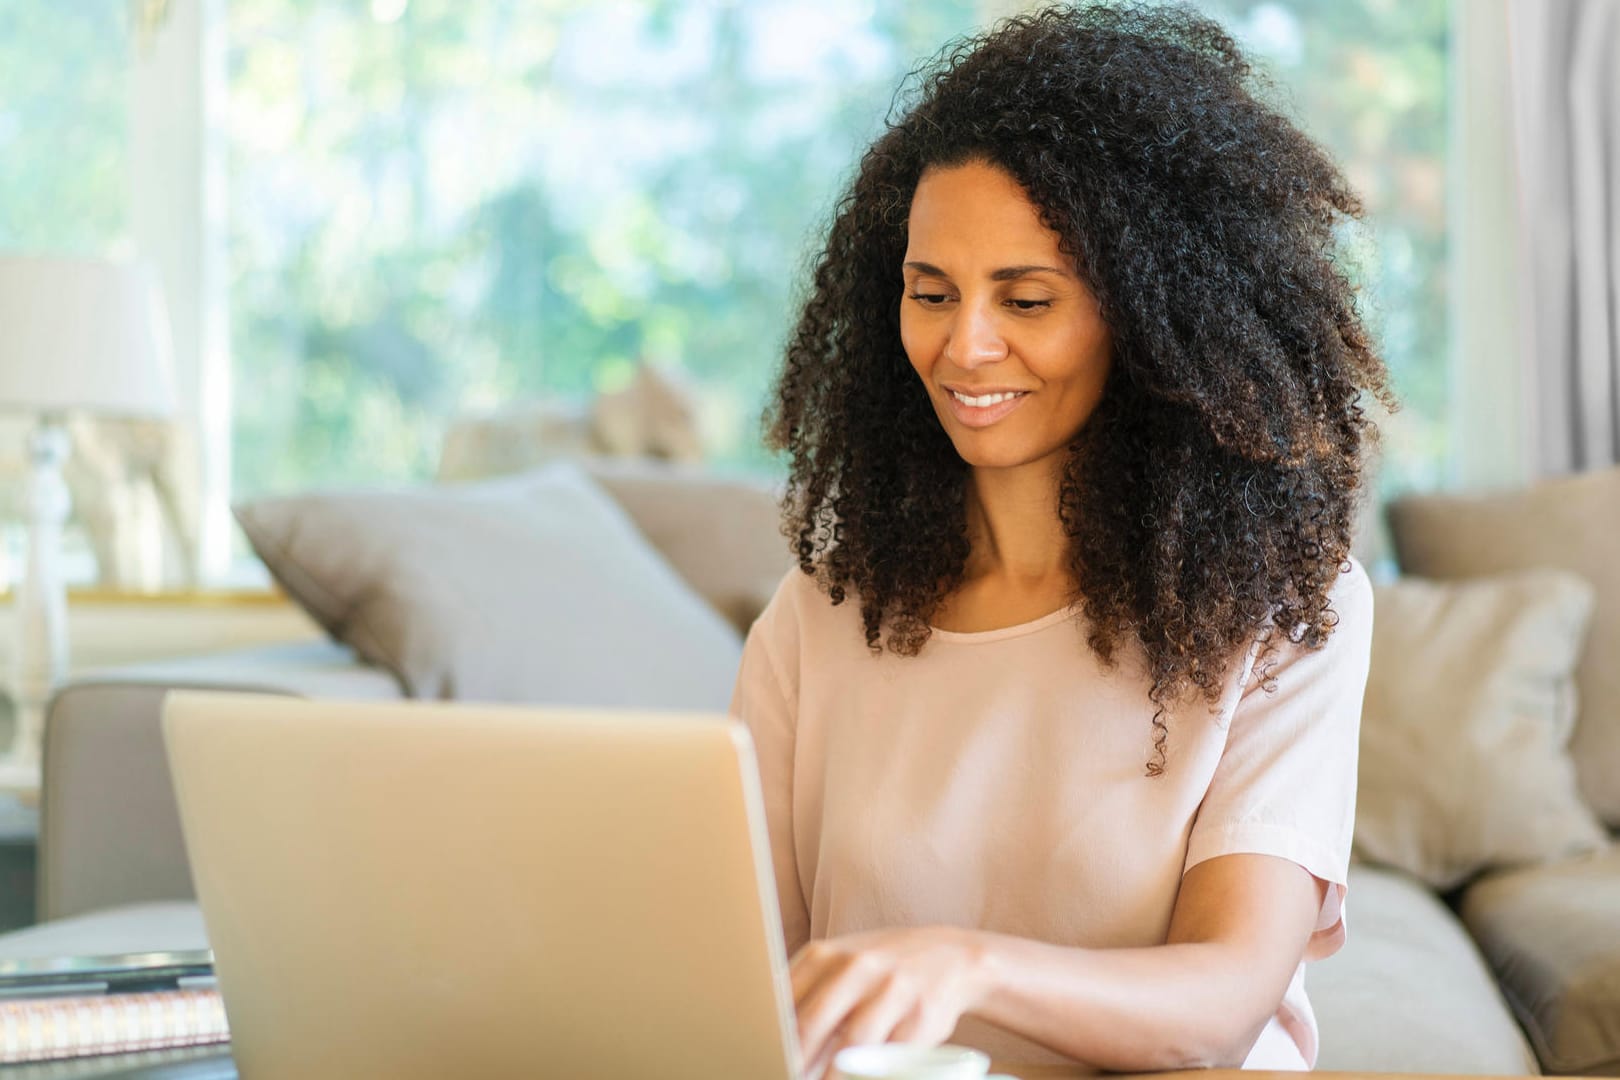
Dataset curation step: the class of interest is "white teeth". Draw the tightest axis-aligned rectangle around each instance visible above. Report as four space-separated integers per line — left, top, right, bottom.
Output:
951 390 1025 408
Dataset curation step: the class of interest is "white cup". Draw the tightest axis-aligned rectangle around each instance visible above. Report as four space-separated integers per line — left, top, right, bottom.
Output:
831 1043 1016 1080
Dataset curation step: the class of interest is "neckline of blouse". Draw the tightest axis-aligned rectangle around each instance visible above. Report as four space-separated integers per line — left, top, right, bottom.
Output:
927 602 1084 645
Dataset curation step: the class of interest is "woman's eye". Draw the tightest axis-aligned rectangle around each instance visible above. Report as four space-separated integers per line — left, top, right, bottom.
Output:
1006 298 1051 312
908 292 952 306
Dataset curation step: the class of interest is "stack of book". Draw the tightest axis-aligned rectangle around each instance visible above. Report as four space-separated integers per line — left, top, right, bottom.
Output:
0 950 229 1064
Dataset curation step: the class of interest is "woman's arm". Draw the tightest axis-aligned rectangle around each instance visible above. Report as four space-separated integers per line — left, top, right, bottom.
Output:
968 852 1325 1069
791 852 1326 1077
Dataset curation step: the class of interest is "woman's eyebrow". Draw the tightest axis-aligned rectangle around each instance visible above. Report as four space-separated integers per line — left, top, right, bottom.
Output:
988 264 1071 281
901 260 1070 281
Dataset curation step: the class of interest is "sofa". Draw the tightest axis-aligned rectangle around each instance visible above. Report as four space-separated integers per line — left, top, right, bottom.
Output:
5 458 1618 1076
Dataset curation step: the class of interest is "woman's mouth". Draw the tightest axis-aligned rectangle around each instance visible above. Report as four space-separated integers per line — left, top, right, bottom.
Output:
945 388 1031 428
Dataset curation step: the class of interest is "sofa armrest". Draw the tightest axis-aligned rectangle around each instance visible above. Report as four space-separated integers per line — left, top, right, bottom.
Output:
39 641 402 922
1459 846 1620 1075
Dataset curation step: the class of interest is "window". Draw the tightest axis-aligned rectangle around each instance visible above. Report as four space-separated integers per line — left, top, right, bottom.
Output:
226 1 988 499
0 3 129 254
3 0 1452 588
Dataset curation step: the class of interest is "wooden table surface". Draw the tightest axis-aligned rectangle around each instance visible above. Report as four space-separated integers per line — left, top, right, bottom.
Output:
994 1071 1538 1080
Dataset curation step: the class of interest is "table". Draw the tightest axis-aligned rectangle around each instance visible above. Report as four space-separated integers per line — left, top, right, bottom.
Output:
1010 1073 1542 1080
1090 1074 1541 1080
5 1057 1546 1080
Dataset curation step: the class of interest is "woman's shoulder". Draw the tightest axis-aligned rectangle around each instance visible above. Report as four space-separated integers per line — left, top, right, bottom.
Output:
1260 556 1373 637
757 564 858 622
1327 554 1375 633
1240 556 1375 688
749 565 871 654
1231 557 1373 693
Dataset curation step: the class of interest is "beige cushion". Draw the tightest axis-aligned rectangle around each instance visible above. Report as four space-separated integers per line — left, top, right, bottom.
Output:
1388 467 1620 823
1354 571 1608 890
1311 862 1540 1074
1459 845 1620 1075
234 462 743 709
580 458 792 634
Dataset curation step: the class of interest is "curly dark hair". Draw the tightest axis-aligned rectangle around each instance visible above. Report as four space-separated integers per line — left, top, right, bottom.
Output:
766 1 1395 774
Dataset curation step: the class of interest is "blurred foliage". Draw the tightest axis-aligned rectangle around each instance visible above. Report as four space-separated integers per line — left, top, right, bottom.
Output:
0 0 1448 503
226 0 989 494
0 1 128 251
1203 0 1450 495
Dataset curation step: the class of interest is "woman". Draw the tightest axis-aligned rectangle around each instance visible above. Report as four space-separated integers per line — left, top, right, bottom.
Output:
730 4 1393 1074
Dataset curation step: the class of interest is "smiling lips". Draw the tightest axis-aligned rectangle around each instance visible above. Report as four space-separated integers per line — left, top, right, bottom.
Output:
944 386 1032 428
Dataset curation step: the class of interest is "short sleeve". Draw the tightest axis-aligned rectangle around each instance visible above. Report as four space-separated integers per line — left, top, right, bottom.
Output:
729 574 812 958
1184 558 1374 961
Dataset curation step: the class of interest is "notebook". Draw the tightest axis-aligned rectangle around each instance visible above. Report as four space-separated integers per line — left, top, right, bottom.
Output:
0 949 227 1064
161 691 802 1080
0 989 228 1065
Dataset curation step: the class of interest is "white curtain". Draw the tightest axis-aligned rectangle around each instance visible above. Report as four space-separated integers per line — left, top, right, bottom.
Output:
1509 0 1620 476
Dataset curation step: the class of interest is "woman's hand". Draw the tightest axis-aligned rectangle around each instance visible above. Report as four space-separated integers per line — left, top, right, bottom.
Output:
790 926 991 1079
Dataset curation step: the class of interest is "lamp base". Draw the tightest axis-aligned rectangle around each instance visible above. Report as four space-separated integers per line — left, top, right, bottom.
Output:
0 757 41 802
5 418 71 768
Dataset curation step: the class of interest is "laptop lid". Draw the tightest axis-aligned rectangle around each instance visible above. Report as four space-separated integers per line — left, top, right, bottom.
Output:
162 691 801 1080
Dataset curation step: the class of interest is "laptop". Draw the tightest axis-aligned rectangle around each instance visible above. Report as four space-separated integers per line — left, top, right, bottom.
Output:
161 690 802 1080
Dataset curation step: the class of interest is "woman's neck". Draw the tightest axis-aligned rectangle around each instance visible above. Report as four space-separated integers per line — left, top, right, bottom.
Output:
963 456 1072 587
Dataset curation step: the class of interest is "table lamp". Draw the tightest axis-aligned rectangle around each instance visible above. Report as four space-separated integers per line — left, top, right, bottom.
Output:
0 255 178 771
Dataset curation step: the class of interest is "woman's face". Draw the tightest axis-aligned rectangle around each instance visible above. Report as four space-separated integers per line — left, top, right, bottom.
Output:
900 159 1113 473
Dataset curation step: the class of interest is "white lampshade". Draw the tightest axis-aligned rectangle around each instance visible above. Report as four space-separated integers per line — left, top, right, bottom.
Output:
0 254 178 419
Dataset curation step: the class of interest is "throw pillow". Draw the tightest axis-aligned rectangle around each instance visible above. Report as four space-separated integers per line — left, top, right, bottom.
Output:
1354 570 1609 891
234 462 743 710
580 457 792 634
1388 466 1620 824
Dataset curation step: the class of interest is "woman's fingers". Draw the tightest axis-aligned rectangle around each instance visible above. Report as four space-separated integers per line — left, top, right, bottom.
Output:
835 972 923 1050
788 929 978 1074
805 1033 842 1080
805 972 936 1076
885 1000 958 1047
789 941 838 1002
794 950 881 1067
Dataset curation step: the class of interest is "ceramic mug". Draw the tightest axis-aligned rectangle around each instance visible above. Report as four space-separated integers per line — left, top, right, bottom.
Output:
831 1043 1017 1080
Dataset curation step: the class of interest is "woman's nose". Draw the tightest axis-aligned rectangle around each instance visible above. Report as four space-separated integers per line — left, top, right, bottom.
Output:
943 302 1008 368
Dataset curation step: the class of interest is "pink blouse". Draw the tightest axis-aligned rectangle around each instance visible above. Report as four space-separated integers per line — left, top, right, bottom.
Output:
729 558 1373 1069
